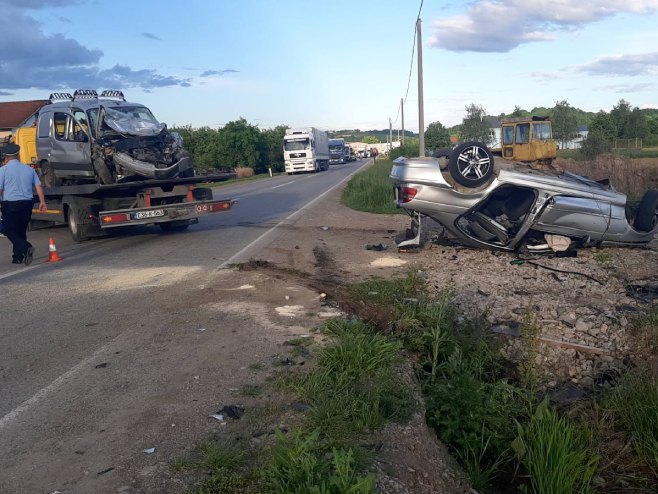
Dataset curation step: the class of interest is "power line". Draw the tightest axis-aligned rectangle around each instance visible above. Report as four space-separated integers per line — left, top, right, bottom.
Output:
392 0 424 125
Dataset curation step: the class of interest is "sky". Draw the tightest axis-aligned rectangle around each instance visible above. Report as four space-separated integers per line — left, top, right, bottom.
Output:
1 0 658 133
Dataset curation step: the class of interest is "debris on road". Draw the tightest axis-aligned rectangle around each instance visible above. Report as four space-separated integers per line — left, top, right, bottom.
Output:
218 405 245 419
142 447 156 454
366 243 389 251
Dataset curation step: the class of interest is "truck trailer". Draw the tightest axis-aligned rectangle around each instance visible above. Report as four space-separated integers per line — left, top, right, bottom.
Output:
283 128 329 174
30 174 236 242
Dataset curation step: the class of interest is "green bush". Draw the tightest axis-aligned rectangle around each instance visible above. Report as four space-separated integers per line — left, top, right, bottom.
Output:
389 143 420 160
579 135 612 160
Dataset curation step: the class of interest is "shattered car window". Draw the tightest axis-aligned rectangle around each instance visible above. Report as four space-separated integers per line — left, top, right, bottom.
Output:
103 106 166 137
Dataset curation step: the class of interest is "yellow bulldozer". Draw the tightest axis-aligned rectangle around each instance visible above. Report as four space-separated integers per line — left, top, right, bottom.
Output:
491 116 557 165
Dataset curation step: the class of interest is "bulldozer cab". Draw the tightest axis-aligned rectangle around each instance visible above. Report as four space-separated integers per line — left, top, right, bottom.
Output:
500 116 556 163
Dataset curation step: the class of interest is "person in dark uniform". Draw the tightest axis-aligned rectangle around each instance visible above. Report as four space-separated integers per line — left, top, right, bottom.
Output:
0 143 47 265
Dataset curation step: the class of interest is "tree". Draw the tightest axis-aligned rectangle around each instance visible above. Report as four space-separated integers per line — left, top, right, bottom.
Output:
460 103 492 144
610 99 632 138
362 135 380 144
625 108 649 139
261 125 288 172
510 105 526 117
216 118 264 171
424 121 451 152
588 111 616 140
551 100 579 149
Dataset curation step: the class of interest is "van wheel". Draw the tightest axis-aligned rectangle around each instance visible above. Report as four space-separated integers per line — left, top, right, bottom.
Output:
40 161 61 187
448 141 494 188
67 204 89 242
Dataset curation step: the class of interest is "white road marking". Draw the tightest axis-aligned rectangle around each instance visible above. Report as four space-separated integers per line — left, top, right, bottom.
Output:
0 339 117 431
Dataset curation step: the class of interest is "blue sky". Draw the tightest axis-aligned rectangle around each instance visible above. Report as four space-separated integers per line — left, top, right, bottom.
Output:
1 0 657 132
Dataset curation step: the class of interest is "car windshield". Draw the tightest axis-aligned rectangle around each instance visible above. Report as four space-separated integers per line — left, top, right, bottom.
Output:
329 145 344 152
284 138 310 151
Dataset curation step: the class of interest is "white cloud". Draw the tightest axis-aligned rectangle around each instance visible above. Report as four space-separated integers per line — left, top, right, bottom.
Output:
0 0 191 91
428 0 658 52
572 52 658 76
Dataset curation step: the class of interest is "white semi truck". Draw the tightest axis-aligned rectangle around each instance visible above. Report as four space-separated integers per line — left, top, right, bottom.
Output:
283 127 329 174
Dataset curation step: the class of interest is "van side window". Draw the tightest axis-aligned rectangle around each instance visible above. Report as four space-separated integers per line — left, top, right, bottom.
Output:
38 113 51 138
72 109 89 137
53 112 86 142
54 112 67 140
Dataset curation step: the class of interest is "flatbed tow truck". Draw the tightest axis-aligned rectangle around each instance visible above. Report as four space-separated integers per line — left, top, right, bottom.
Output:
30 173 236 242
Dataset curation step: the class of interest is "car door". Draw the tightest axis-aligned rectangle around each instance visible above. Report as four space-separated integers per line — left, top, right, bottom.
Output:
48 110 94 180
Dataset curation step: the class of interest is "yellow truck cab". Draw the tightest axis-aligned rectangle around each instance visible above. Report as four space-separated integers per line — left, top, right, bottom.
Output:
14 126 38 165
495 116 557 164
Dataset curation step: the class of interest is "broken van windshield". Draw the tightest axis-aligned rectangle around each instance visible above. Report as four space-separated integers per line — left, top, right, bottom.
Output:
103 106 166 136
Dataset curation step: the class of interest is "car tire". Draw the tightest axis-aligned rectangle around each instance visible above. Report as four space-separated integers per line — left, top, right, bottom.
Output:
634 189 658 232
448 141 494 188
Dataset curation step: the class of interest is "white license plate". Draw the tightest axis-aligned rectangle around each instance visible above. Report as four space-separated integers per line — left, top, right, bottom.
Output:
133 209 165 220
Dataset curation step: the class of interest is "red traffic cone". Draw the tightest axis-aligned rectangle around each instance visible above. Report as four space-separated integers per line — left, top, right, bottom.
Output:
47 237 62 262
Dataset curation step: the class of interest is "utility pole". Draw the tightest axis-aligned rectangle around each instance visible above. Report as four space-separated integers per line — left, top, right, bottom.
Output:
401 97 405 145
417 18 425 157
389 117 393 155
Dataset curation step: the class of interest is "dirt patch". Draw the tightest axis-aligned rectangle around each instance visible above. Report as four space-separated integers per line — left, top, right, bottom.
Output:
556 154 658 199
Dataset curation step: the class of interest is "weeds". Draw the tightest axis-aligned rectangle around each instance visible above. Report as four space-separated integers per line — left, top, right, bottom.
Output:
340 159 402 214
603 367 658 467
348 271 422 306
630 304 658 354
264 429 375 494
288 319 414 441
512 399 599 494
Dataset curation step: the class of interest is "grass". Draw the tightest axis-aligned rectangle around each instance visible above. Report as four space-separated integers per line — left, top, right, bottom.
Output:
512 399 599 494
287 319 414 442
264 428 376 494
602 367 658 467
340 159 403 214
347 271 423 306
630 304 658 355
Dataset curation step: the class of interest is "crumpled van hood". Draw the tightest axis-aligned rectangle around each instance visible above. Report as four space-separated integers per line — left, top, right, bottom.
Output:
103 106 166 136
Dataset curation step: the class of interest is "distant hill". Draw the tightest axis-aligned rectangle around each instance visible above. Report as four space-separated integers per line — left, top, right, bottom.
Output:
329 129 418 143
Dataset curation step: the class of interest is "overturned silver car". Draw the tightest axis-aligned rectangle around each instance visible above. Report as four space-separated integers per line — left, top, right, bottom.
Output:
390 141 658 253
34 89 193 186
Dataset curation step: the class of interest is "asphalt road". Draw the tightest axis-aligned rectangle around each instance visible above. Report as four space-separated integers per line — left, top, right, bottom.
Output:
0 160 369 493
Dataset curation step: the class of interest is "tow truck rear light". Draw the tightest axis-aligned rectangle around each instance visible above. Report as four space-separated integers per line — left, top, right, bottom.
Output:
101 213 130 224
400 187 418 203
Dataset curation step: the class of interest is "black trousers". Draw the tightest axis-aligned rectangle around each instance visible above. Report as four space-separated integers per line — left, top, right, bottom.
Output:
1 200 33 262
